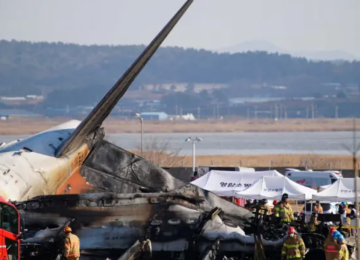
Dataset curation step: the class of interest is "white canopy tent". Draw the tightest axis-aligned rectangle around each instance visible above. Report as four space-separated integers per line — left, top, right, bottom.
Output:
235 176 317 200
318 184 332 192
191 170 283 197
312 178 360 202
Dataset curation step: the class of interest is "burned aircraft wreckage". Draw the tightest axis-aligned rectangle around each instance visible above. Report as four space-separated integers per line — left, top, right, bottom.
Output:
0 0 327 259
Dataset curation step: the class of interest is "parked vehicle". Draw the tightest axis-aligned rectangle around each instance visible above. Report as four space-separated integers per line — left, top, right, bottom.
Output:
285 169 342 190
300 201 338 222
0 196 21 260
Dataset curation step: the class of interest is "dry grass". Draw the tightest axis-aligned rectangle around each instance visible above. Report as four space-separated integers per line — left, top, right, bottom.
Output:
131 153 358 169
132 137 185 167
0 118 360 135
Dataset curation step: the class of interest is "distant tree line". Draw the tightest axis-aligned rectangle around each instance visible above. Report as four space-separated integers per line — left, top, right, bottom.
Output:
0 40 360 107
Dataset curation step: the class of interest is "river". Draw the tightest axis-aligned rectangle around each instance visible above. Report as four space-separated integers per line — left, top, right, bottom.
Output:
0 131 359 155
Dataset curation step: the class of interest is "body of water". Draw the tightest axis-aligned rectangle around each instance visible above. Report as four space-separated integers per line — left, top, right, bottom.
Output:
1 131 359 155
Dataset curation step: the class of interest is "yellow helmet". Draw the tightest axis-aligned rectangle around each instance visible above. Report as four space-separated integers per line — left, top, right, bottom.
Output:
64 226 72 233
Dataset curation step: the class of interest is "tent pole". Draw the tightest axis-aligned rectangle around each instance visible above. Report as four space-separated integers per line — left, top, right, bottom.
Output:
353 151 359 260
296 201 298 213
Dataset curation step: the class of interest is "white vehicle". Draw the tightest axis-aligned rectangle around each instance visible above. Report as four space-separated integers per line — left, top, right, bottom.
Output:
284 169 342 190
300 201 338 223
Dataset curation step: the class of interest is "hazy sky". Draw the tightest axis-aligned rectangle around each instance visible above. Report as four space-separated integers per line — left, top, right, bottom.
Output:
1 0 359 56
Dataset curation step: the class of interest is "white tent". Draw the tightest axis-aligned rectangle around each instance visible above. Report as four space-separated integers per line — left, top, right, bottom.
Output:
318 184 332 192
312 178 360 202
235 176 317 200
191 170 283 196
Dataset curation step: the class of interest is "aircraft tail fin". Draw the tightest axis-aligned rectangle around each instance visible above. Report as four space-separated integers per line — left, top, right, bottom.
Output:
56 0 193 157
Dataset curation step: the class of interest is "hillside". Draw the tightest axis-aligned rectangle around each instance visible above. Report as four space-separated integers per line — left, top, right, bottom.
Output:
216 40 358 61
1 40 360 98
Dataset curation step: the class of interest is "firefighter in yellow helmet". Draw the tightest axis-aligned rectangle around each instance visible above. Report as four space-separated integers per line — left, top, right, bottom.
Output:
324 227 339 260
63 226 80 260
281 227 306 260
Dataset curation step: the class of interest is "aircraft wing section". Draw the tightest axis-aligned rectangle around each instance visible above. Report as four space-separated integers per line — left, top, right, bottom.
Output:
56 0 193 157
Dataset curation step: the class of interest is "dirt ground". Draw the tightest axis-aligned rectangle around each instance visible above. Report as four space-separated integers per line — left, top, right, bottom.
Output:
1 118 360 135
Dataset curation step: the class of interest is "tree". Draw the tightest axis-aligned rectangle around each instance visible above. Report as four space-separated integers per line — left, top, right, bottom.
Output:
185 83 195 93
135 137 184 167
211 89 228 104
336 91 347 98
170 84 177 91
1 40 360 101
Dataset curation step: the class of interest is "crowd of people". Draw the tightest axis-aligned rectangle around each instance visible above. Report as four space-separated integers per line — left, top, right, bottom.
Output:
242 194 352 260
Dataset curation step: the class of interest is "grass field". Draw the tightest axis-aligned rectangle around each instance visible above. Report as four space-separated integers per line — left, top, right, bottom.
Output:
130 151 358 169
0 118 360 135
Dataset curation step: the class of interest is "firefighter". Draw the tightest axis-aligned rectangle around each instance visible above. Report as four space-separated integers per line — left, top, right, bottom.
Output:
250 200 259 212
255 198 271 223
332 231 349 260
244 199 252 209
257 199 271 215
338 202 348 225
314 201 323 214
281 227 306 260
63 226 80 260
307 212 319 233
324 227 338 260
272 200 278 214
279 193 294 225
274 199 281 218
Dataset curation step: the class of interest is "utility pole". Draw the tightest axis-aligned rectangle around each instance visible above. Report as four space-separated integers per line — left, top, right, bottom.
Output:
280 104 283 119
197 107 200 120
254 106 258 119
275 104 278 119
311 103 315 119
342 120 360 260
213 106 216 119
284 106 287 119
175 105 178 115
135 113 143 156
335 105 338 119
306 106 309 119
185 137 202 174
216 105 219 119
352 121 360 260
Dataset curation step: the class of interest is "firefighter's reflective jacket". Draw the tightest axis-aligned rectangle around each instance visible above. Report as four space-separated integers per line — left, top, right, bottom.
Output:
281 235 306 260
279 202 294 223
336 241 349 260
324 234 339 260
64 233 80 258
256 204 271 215
307 215 319 233
274 202 282 217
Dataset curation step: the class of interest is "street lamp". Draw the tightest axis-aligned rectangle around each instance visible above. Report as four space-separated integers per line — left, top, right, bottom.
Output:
185 137 202 173
135 113 143 156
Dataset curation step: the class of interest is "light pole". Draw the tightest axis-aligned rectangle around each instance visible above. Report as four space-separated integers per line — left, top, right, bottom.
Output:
135 113 143 156
185 137 202 173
